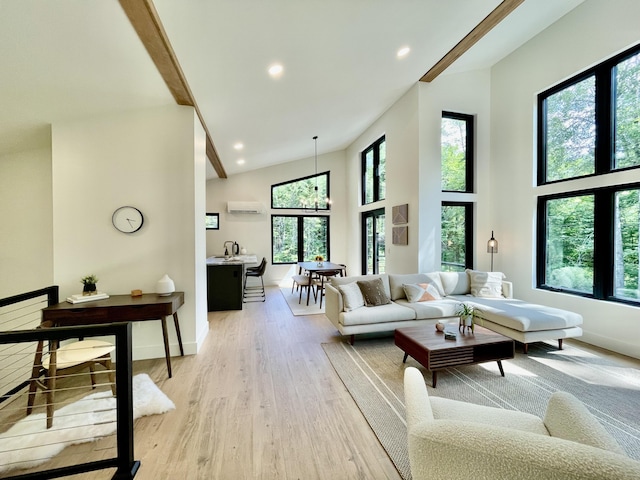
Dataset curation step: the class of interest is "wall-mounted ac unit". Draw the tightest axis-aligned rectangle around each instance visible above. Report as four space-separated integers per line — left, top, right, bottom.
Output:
227 201 265 214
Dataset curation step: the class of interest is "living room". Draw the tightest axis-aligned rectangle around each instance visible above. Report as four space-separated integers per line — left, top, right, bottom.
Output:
1 0 640 477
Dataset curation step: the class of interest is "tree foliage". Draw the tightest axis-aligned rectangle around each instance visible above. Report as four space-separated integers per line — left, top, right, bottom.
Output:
441 117 467 191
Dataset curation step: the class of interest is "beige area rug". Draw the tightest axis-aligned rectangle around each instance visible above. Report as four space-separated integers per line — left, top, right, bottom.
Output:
323 338 640 480
279 287 325 316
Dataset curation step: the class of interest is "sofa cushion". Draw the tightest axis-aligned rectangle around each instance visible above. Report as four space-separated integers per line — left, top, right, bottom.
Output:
448 295 583 332
331 274 391 298
389 273 445 300
403 283 442 303
395 298 459 319
439 271 470 296
337 282 365 312
340 302 416 326
357 278 391 306
466 269 505 298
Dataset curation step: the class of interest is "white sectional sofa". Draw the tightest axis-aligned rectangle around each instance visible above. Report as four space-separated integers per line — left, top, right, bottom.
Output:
324 271 583 352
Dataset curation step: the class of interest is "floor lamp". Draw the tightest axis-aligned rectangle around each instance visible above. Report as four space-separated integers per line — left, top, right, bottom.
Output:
487 231 498 272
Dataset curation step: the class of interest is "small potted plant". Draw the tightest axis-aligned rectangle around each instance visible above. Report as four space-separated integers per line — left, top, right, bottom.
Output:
455 302 482 333
81 274 99 296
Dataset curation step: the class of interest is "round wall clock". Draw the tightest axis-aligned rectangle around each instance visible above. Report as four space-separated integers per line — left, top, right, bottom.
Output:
112 206 144 233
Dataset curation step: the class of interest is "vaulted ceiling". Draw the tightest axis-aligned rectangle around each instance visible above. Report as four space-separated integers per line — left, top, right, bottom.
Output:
0 0 584 179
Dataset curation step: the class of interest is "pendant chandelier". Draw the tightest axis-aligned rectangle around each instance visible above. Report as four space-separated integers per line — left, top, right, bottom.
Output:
302 135 331 211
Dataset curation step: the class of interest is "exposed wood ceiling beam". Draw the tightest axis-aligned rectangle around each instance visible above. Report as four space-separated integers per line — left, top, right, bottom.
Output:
119 0 227 178
420 0 524 83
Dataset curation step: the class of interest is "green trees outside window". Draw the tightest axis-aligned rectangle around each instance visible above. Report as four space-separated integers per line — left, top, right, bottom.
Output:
362 136 386 205
272 172 330 210
272 215 328 264
537 43 640 305
441 203 473 272
441 112 473 192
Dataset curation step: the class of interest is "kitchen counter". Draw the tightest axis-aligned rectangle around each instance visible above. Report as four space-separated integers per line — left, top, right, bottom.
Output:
206 254 258 266
206 255 258 311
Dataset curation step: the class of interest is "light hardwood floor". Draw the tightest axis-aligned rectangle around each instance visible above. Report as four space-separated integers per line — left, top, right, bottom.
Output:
11 286 640 479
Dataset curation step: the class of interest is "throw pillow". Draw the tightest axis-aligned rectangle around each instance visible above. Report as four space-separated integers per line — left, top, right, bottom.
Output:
403 283 441 303
357 278 391 306
466 269 505 298
337 282 365 312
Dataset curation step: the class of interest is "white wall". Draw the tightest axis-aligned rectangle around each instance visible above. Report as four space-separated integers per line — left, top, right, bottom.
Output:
0 145 54 297
206 150 348 284
490 0 640 358
344 85 420 274
418 69 492 273
52 105 208 360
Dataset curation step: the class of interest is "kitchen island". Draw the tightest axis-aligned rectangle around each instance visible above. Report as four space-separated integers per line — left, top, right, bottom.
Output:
206 255 258 311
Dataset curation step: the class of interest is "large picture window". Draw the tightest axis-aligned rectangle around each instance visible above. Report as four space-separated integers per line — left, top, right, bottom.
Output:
441 202 473 272
536 43 640 306
441 112 474 192
362 136 386 205
271 172 330 210
271 215 329 264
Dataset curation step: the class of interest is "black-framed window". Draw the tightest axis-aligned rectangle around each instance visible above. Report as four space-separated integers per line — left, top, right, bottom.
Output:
361 208 385 274
441 112 474 192
205 213 219 230
538 44 640 185
537 183 640 304
536 43 640 306
271 215 329 264
362 136 386 205
441 202 473 271
271 172 330 210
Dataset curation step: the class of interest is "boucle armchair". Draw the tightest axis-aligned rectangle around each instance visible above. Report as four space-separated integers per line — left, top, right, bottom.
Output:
404 367 640 479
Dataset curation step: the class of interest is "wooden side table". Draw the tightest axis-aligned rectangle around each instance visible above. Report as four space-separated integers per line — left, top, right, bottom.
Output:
42 292 185 378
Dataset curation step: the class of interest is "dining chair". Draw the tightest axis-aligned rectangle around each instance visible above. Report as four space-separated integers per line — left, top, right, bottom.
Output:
313 269 342 308
27 338 116 429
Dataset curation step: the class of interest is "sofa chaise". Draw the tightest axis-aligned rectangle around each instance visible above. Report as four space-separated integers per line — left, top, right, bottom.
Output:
325 270 583 352
404 366 640 479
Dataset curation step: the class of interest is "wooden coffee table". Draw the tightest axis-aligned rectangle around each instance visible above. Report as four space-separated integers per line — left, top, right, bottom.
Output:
395 325 514 387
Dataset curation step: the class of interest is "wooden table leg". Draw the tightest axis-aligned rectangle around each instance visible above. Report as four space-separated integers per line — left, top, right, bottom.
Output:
497 360 505 377
160 317 172 378
402 352 409 363
432 371 438 388
173 312 184 356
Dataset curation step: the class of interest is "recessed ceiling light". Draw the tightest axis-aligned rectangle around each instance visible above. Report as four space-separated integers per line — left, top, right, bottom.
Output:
397 46 410 58
268 63 283 77
234 143 244 150
237 159 245 165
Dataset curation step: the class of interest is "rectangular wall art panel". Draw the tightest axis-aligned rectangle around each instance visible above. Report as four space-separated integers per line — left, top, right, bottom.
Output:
392 226 408 245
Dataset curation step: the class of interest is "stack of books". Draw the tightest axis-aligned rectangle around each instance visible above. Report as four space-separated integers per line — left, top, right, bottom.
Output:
66 292 110 304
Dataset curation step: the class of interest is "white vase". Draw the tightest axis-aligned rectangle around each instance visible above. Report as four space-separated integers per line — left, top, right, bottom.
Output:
156 274 175 296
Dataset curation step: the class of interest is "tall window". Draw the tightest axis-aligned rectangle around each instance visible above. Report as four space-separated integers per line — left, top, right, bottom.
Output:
362 136 386 205
537 43 640 305
441 112 474 192
271 215 329 264
272 172 330 210
441 202 473 271
361 208 385 274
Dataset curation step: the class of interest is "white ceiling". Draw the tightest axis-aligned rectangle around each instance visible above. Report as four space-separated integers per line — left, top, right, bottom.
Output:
0 0 584 179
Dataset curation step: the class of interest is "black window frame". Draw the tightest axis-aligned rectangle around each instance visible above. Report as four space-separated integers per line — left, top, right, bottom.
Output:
440 201 474 271
441 111 475 193
536 41 640 307
205 212 219 230
537 43 640 186
271 171 331 211
361 136 386 205
270 214 330 265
